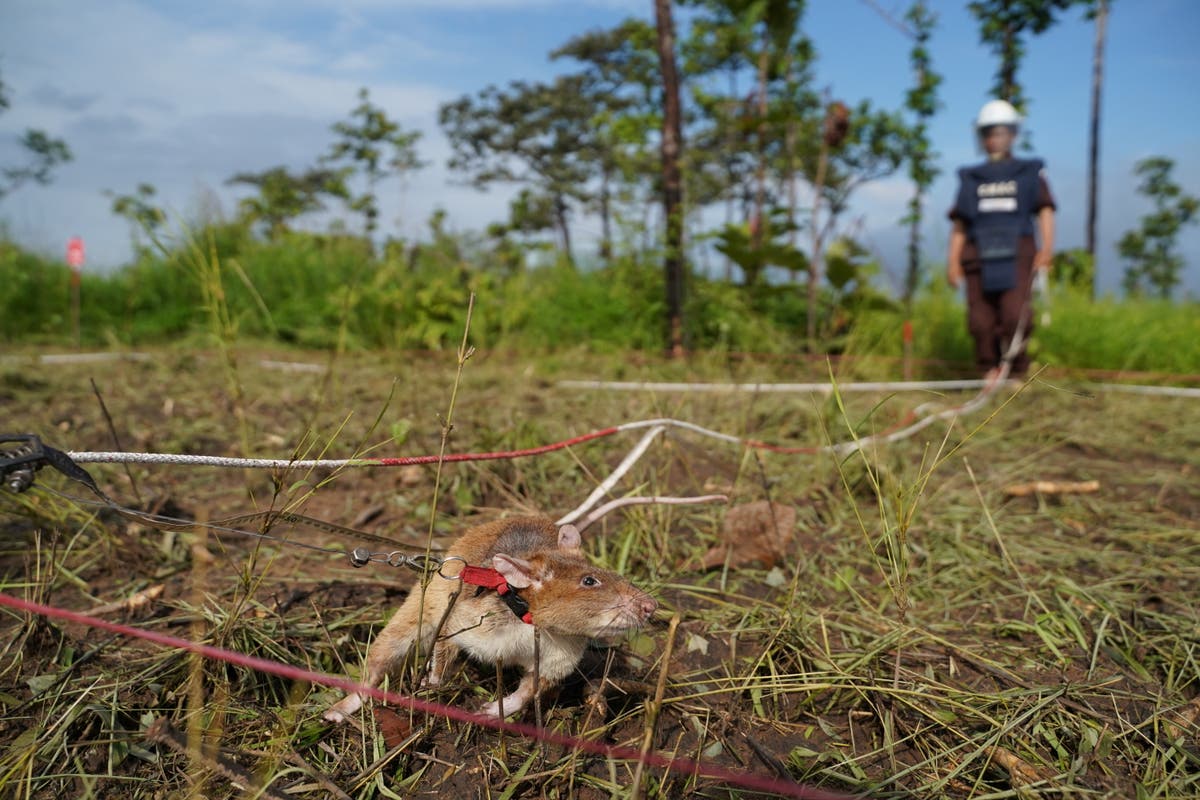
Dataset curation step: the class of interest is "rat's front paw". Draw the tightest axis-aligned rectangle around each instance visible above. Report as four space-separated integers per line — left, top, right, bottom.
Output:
324 693 363 723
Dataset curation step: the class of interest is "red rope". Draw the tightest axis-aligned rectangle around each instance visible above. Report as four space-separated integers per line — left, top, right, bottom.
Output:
0 592 856 799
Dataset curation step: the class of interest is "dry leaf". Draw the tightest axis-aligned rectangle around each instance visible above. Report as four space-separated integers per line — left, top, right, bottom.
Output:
398 466 425 487
1162 696 1200 741
373 706 414 749
700 501 796 570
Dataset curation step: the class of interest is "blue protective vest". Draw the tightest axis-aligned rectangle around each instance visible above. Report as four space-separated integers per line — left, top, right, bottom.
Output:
953 158 1043 292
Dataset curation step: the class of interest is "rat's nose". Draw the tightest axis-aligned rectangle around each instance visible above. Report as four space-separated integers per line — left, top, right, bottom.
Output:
638 595 658 619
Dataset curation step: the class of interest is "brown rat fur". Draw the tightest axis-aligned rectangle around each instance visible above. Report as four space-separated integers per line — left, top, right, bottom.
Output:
324 516 657 722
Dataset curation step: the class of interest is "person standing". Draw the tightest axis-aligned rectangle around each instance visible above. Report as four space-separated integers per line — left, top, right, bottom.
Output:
947 100 1056 383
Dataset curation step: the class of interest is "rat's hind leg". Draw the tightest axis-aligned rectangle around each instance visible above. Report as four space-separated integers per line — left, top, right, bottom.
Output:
324 589 440 723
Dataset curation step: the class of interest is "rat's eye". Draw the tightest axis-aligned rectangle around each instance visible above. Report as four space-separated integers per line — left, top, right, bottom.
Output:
580 575 601 588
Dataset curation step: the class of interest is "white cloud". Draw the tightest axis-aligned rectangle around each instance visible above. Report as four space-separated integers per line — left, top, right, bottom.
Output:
0 0 475 268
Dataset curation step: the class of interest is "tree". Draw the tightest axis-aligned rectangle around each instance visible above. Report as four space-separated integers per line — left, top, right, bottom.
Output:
682 0 812 256
227 166 350 239
901 1 942 306
654 0 686 356
1117 157 1198 298
0 70 73 201
106 183 167 256
803 100 910 343
681 2 756 262
551 18 661 261
967 0 1087 111
440 76 597 264
323 88 424 237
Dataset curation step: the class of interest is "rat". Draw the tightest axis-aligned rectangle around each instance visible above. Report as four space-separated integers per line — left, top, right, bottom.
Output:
324 516 658 722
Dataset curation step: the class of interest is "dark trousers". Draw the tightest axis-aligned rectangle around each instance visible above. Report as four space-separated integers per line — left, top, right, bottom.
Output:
963 237 1035 376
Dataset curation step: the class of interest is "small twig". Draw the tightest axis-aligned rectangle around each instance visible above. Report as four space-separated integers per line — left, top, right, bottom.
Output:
146 717 290 800
1004 479 1100 497
282 750 354 800
572 494 728 533
416 292 476 672
90 377 143 507
86 583 164 615
533 627 543 733
631 613 681 800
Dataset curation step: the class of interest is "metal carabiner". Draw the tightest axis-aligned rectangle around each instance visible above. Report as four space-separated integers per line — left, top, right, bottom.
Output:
403 553 445 576
436 556 467 580
1 434 46 493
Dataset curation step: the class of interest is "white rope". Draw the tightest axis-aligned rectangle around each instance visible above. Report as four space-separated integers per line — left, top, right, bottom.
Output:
1094 383 1200 399
0 352 153 365
560 378 1200 399
568 494 729 533
558 379 992 394
64 451 358 469
557 426 665 525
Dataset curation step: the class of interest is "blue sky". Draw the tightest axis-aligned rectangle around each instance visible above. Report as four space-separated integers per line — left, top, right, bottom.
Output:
2 0 1198 295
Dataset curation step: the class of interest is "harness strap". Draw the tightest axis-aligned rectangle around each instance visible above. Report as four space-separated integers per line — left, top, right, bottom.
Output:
458 565 534 625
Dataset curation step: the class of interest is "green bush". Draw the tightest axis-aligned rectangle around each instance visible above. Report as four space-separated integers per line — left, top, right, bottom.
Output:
1 231 1197 375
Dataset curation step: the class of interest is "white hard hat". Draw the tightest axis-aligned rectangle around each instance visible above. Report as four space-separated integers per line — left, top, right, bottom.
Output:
975 99 1021 130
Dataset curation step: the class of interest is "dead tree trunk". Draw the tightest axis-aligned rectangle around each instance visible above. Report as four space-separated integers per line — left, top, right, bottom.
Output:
1085 0 1108 293
753 32 769 253
654 0 685 357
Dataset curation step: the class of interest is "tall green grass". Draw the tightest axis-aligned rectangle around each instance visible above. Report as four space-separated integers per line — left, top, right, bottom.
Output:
2 232 1198 374
850 286 1200 375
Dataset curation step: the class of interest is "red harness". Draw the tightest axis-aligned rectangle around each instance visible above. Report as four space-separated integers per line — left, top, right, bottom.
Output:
458 565 533 625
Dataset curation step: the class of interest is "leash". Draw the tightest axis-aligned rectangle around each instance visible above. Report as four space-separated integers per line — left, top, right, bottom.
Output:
2 433 538 613
1 433 443 571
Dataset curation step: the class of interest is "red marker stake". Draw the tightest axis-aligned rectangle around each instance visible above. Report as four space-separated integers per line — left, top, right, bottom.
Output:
66 236 85 349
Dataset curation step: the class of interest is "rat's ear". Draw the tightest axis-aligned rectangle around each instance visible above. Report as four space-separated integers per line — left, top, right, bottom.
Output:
557 524 582 552
493 553 540 589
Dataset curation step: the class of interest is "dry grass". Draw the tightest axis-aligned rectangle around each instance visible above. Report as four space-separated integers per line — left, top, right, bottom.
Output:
1 344 1198 799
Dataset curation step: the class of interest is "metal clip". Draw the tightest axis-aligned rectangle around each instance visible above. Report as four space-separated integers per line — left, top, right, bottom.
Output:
401 554 443 575
347 549 464 577
1 434 47 494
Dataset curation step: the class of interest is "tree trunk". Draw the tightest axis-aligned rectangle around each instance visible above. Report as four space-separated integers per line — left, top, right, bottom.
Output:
599 163 613 262
807 140 829 349
1085 0 1108 296
724 67 738 283
1000 26 1018 103
555 194 574 265
753 29 769 252
654 0 685 357
905 185 922 307
784 57 799 282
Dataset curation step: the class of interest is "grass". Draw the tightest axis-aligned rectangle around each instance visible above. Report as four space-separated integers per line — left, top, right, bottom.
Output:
4 232 1200 375
2 229 1199 798
1 333 1198 798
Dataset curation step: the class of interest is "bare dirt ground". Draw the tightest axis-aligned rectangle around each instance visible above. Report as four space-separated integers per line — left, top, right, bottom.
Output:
1 347 1197 799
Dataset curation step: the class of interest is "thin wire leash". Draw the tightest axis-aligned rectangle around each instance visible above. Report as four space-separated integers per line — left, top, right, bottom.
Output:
0 435 448 574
